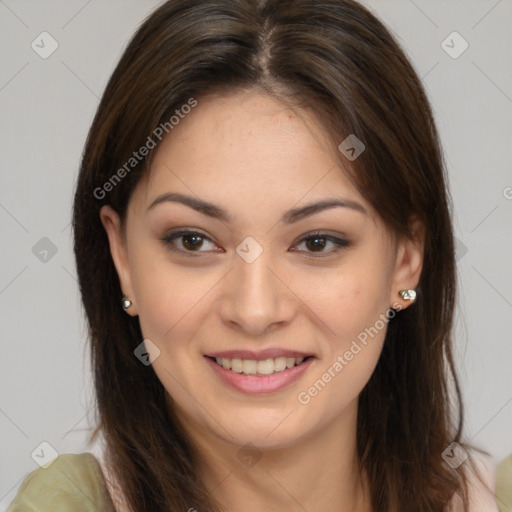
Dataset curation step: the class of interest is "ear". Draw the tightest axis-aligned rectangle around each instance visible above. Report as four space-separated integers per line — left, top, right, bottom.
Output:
389 216 425 310
100 205 138 316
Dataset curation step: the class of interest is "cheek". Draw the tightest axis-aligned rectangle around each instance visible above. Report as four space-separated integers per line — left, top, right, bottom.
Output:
305 261 391 340
129 246 213 340
297 256 391 397
299 278 390 415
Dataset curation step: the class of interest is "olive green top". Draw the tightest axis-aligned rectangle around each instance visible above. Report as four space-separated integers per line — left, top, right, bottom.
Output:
6 451 510 511
497 453 512 512
6 453 115 512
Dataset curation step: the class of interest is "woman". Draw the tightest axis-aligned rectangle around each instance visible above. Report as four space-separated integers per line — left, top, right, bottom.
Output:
7 0 499 510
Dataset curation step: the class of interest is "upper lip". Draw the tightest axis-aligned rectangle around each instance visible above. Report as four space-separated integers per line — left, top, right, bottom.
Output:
205 348 314 360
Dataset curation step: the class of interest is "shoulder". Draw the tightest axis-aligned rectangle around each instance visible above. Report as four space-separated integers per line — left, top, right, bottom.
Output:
6 452 115 512
496 453 512 512
449 451 500 512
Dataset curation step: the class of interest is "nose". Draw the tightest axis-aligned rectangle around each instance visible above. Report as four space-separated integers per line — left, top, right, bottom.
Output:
218 249 296 336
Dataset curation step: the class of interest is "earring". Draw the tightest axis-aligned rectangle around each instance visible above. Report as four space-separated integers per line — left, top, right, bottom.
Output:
121 295 132 309
399 289 416 302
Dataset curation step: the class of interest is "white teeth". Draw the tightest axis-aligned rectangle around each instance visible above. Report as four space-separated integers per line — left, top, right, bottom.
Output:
257 359 275 375
242 359 257 374
231 358 243 373
212 356 308 375
274 356 287 372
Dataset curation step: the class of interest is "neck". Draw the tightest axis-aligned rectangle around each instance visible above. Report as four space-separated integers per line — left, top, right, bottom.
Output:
189 399 372 512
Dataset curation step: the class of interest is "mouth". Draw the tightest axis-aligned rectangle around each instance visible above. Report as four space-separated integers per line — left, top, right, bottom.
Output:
205 355 314 377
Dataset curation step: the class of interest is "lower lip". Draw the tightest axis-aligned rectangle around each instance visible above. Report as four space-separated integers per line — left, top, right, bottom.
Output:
204 356 314 394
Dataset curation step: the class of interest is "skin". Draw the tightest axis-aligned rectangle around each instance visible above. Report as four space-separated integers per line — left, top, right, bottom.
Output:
100 88 424 511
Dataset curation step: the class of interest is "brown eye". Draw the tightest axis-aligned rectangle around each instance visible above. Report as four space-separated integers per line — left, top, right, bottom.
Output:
305 236 328 252
161 230 220 254
182 233 204 250
292 233 350 256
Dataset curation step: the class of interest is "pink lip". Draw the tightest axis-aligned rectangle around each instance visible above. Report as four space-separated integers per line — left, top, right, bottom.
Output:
205 348 313 360
204 356 314 394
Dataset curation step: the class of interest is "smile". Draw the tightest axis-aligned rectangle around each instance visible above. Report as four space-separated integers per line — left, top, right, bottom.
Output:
204 354 315 394
210 356 309 376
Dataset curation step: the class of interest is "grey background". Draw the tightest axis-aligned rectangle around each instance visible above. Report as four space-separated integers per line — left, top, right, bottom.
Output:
0 0 511 507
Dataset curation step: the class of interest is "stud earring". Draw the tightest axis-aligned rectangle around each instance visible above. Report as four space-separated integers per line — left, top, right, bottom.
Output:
398 289 416 302
121 295 132 310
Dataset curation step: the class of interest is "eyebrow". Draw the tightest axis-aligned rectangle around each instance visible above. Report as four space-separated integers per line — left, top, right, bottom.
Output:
147 192 367 223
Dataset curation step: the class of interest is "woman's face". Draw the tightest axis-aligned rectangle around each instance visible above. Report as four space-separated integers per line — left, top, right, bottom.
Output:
101 89 423 451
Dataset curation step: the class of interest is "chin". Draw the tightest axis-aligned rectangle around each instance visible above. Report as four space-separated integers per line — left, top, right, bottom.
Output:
216 412 314 451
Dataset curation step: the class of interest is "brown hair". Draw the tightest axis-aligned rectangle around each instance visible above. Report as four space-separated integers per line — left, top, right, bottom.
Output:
73 0 475 510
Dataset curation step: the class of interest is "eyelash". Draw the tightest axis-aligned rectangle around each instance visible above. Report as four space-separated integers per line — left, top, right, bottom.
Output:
160 230 350 258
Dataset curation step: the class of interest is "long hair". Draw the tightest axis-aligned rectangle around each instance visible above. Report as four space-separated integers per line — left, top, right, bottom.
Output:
72 0 473 510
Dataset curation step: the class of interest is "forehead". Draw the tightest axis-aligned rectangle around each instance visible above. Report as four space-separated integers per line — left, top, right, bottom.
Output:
136 90 371 219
